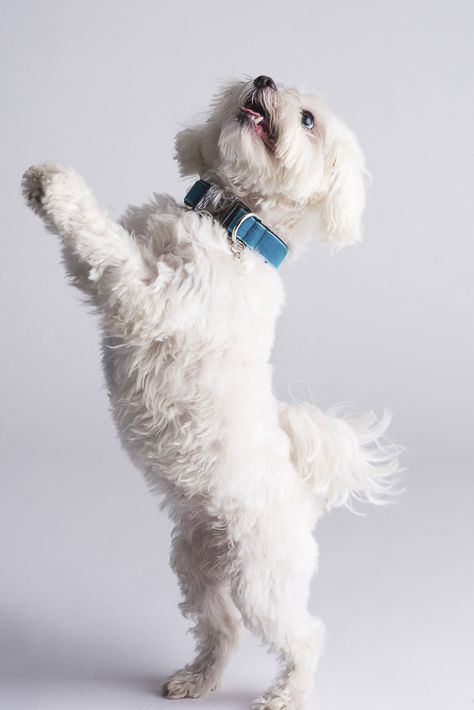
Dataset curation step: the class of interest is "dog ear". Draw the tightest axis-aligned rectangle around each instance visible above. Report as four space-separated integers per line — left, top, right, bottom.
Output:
318 119 367 249
174 126 205 177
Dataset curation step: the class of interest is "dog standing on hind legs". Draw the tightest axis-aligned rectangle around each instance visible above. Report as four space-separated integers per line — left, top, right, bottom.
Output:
22 74 400 710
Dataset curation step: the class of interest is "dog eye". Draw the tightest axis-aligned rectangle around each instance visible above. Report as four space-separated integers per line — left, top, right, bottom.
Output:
301 110 315 130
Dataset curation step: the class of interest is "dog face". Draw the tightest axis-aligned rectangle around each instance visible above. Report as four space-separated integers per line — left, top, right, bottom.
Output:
176 76 367 250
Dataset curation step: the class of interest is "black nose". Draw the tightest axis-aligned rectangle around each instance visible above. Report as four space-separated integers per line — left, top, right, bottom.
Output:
254 75 277 91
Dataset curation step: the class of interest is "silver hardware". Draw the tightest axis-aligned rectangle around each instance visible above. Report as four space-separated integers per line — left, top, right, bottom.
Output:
230 211 257 260
231 211 258 241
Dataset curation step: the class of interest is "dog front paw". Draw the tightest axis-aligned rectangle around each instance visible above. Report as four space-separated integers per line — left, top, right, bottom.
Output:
22 163 61 219
22 163 93 234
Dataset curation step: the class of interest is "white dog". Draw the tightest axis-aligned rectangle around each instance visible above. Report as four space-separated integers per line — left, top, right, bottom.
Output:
23 75 400 710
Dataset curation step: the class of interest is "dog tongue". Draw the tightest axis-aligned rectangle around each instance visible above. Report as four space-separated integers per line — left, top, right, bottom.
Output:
240 105 267 130
240 106 262 119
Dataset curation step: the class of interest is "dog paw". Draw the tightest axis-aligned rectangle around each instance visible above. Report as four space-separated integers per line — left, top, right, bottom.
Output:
252 694 305 710
22 163 61 216
162 668 218 699
22 163 92 233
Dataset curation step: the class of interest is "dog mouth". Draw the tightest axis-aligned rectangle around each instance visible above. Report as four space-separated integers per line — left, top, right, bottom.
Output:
238 94 276 151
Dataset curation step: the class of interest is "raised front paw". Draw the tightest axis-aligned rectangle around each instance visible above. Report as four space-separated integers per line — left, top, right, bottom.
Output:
22 163 62 220
22 163 92 234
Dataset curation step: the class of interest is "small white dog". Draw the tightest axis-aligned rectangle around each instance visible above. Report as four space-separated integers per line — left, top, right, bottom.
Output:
23 75 400 710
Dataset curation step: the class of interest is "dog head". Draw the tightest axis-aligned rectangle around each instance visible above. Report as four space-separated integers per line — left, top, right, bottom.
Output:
175 76 367 253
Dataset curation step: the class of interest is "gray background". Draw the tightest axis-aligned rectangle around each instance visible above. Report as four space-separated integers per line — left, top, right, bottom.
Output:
1 1 472 708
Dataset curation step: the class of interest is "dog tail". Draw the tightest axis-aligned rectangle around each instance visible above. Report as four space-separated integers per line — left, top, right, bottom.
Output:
279 402 402 511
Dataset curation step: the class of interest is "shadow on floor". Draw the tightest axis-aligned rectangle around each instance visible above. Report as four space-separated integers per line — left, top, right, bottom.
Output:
0 609 255 708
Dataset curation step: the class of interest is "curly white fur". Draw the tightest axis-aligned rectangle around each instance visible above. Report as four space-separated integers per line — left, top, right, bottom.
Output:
22 76 400 710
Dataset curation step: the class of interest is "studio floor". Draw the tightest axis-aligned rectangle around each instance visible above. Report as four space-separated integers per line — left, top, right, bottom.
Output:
1 453 472 710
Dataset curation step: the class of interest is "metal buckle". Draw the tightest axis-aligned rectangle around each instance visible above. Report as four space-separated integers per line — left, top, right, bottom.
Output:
222 202 252 260
187 188 256 263
231 210 258 240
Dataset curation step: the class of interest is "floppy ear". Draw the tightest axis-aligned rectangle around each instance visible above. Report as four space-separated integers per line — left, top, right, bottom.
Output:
318 119 367 249
174 126 205 177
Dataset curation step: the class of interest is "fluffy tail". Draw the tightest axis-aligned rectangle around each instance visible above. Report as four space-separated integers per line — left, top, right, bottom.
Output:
279 402 402 511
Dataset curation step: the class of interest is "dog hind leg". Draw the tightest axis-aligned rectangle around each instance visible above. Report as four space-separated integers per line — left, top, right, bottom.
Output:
232 522 324 710
162 522 241 699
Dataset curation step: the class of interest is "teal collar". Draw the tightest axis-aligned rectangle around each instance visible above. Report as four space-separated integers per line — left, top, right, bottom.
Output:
184 179 288 269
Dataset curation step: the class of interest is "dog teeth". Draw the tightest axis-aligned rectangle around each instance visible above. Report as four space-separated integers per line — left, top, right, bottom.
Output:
254 116 263 124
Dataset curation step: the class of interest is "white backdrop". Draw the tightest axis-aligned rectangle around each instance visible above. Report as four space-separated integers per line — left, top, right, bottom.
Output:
1 1 472 709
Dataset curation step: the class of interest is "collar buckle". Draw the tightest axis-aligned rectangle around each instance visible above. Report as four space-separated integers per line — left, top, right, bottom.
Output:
183 179 288 269
222 200 250 229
